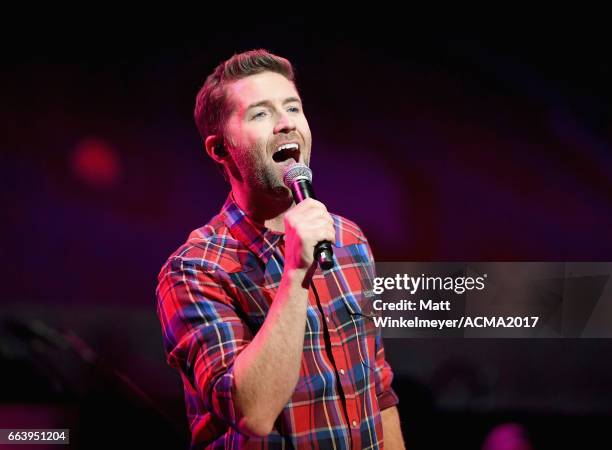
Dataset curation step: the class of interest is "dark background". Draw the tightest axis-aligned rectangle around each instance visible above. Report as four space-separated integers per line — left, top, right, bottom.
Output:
2 17 612 449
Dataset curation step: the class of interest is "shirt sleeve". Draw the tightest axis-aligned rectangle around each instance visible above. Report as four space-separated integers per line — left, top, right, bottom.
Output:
156 256 253 427
372 329 400 410
362 236 400 411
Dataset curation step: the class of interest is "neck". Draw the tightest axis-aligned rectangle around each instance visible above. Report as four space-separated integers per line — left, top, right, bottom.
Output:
231 185 294 233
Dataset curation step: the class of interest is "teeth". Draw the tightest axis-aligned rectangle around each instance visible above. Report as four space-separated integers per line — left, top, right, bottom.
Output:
276 143 299 153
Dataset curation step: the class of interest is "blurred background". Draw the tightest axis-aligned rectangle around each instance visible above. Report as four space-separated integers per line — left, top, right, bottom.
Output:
2 16 612 449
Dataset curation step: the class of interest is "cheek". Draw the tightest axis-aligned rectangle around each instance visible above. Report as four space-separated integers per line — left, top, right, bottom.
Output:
235 141 267 169
240 125 269 149
299 119 312 142
228 128 264 158
301 124 312 149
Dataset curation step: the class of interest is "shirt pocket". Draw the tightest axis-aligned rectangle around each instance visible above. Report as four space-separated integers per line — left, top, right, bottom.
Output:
338 291 379 371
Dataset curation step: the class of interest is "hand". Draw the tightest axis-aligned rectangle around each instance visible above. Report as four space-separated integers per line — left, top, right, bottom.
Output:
283 198 335 271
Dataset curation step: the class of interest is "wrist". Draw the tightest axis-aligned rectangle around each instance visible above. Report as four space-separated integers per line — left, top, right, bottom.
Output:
283 264 317 289
283 266 308 282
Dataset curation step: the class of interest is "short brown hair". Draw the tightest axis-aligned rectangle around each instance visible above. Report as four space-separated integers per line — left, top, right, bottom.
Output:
194 49 296 177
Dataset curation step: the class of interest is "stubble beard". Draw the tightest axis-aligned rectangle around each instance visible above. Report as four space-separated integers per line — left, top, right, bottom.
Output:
234 138 311 204
239 147 291 200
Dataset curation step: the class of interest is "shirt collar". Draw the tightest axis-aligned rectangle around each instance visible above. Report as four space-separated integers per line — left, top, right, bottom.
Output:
220 192 285 266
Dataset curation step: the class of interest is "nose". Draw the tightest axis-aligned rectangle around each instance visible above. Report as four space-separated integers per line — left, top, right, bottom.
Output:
273 110 296 134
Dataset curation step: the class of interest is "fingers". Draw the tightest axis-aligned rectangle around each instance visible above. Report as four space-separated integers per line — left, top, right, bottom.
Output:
283 198 336 269
285 199 332 226
285 200 334 240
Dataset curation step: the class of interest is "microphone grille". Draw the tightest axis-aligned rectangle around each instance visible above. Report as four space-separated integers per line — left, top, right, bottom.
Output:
282 162 312 187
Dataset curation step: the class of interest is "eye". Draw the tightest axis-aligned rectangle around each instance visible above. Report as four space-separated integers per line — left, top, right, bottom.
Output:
252 111 267 120
287 106 301 113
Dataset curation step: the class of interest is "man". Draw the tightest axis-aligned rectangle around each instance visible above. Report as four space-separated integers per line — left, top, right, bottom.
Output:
156 49 405 449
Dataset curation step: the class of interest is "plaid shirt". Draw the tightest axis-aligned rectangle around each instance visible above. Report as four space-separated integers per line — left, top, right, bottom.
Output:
156 193 399 449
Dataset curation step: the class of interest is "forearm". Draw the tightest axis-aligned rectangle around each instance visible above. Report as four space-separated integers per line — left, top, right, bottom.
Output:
381 406 405 450
233 266 310 436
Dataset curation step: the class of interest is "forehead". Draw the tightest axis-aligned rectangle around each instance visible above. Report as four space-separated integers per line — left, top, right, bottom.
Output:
226 71 299 112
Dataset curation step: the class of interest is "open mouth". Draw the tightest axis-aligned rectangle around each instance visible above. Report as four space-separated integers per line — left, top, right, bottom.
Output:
272 142 300 164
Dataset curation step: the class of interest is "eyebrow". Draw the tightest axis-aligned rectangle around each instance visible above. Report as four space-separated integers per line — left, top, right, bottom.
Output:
246 96 302 111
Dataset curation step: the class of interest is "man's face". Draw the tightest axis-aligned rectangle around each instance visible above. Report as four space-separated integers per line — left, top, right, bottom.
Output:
222 71 312 197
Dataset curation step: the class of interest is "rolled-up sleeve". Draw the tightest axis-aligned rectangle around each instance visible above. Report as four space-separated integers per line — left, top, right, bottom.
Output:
156 256 253 426
373 331 400 410
361 236 400 411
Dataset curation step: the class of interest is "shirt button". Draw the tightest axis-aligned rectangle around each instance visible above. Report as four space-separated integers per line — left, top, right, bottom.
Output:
339 369 345 375
352 420 358 427
325 316 330 322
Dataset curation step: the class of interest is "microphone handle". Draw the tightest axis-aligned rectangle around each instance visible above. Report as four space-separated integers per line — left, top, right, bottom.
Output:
291 179 334 270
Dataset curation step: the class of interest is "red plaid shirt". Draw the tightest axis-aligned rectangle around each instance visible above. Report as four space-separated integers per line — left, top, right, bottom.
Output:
156 193 398 449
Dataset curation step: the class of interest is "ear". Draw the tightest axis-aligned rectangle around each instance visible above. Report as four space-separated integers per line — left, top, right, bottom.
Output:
205 135 227 162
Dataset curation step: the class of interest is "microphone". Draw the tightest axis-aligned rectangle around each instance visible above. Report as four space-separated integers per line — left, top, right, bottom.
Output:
282 163 334 270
